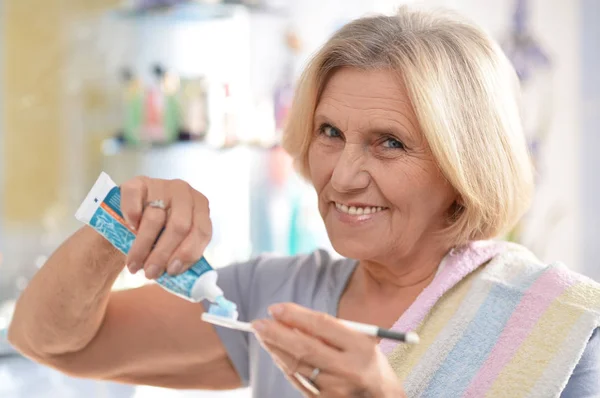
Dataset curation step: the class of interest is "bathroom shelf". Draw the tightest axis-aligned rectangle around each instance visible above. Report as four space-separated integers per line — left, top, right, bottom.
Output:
111 1 287 23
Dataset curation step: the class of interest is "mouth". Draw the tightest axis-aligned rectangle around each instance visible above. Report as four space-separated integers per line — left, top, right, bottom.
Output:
333 202 388 216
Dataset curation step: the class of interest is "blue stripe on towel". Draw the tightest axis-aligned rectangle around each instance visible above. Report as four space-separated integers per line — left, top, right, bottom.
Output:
421 269 543 397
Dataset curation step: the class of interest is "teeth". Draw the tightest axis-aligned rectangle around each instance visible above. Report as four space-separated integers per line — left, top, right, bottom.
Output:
335 203 385 215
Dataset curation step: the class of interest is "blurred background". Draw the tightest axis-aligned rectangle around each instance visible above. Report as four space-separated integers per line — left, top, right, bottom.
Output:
0 0 598 396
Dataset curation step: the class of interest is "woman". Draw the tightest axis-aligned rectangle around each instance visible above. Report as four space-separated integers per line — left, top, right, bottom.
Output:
8 6 600 398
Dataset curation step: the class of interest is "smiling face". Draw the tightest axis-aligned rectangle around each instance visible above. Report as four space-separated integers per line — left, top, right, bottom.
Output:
308 68 458 263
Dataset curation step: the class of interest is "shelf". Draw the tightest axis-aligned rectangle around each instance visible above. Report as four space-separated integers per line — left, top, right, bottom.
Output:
111 1 287 23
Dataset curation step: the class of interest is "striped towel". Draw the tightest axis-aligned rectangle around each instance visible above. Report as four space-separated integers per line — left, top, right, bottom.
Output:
381 241 600 397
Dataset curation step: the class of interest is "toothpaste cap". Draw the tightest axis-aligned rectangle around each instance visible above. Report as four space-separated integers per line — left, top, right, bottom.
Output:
190 276 224 302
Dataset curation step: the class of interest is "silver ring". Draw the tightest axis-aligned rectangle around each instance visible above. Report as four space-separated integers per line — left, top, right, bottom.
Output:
309 367 321 384
294 372 320 396
146 199 167 210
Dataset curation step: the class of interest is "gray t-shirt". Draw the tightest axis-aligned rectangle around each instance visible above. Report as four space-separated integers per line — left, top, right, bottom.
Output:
204 250 600 398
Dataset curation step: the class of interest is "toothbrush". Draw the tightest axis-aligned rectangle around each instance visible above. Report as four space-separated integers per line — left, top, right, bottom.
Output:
202 313 419 344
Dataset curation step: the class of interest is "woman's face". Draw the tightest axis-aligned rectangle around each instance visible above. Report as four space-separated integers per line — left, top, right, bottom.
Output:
308 68 457 262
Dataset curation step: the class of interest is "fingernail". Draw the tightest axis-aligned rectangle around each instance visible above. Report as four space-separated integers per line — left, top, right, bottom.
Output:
124 218 136 231
269 304 284 318
167 259 183 275
128 262 140 274
145 264 162 279
252 320 266 332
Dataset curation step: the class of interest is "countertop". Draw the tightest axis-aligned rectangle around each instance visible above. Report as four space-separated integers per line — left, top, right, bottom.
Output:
0 354 250 398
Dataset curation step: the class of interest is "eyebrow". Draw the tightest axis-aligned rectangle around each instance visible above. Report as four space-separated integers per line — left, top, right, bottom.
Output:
314 111 417 145
365 119 407 137
313 112 337 127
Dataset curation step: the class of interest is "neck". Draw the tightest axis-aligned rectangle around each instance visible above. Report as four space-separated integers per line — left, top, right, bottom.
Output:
354 244 451 300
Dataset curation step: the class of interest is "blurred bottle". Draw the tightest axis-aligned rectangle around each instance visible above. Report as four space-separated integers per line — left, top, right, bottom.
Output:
222 83 238 147
161 67 182 144
180 77 209 141
120 68 144 147
206 81 237 148
143 64 180 145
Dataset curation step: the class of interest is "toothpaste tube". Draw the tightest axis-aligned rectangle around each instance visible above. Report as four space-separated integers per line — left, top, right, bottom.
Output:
75 172 238 319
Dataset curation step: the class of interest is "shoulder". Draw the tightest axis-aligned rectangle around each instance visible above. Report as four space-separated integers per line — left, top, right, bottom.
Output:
496 241 600 285
484 240 600 309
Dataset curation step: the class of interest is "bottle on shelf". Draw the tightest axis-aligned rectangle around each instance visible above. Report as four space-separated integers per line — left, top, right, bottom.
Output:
222 83 238 148
180 76 209 141
120 67 144 147
142 64 180 145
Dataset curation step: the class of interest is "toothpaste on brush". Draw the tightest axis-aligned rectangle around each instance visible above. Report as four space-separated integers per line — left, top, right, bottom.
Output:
75 172 238 319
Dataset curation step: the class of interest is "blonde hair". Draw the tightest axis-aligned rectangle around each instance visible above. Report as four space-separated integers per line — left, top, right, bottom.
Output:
282 6 534 246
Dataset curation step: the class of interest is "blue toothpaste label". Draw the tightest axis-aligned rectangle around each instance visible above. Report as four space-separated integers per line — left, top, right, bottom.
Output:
156 257 213 298
89 186 214 299
89 188 135 255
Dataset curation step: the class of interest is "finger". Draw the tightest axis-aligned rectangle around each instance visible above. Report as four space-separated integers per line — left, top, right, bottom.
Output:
144 180 193 276
292 368 376 398
259 342 320 397
167 191 212 270
121 177 148 274
292 372 321 397
268 303 367 351
130 182 169 279
262 343 349 398
286 374 318 398
252 319 344 373
282 369 320 398
293 362 355 398
120 176 148 231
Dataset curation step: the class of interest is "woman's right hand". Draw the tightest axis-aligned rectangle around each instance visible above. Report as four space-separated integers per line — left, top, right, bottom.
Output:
120 176 212 279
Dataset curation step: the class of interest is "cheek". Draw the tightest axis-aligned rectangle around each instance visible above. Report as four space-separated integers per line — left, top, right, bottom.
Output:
409 177 456 217
371 166 412 204
307 145 318 181
307 144 331 189
376 166 454 213
420 168 457 208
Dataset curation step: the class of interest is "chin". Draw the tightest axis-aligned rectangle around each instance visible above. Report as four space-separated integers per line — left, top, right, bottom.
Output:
328 235 379 260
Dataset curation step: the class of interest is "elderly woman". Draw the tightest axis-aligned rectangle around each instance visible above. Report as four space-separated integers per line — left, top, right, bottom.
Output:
7 6 600 398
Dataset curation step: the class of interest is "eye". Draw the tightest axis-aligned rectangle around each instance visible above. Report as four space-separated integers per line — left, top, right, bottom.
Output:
319 123 342 139
382 137 405 150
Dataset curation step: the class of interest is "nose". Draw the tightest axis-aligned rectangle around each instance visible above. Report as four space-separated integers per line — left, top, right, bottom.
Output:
330 143 370 193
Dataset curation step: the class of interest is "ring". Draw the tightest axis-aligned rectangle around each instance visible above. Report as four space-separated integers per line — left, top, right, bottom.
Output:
294 372 321 396
309 367 321 384
146 199 167 210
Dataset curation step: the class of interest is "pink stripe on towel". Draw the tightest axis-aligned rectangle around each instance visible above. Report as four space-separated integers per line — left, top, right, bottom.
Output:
379 241 505 355
462 266 575 397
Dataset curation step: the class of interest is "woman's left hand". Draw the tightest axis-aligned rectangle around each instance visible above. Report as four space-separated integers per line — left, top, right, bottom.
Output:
252 303 406 398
